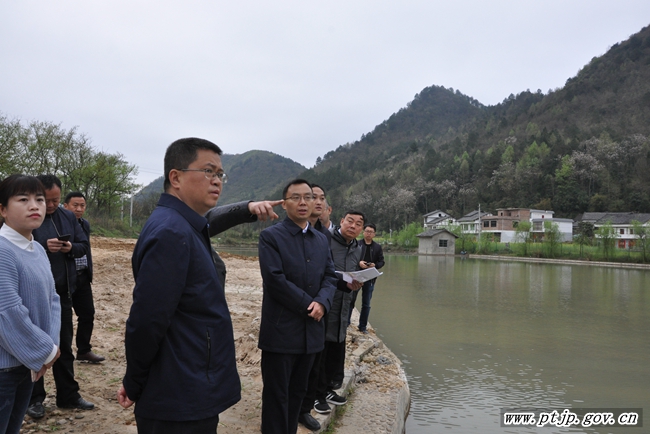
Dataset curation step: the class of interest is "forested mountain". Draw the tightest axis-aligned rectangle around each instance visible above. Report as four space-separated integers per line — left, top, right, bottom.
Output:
219 150 305 204
134 150 305 219
302 24 650 232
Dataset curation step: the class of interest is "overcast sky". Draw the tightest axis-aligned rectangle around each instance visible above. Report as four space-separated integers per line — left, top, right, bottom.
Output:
2 1 649 186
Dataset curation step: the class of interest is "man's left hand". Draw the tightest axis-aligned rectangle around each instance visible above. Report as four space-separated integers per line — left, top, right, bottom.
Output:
347 280 363 291
248 200 283 221
307 301 325 321
117 385 135 409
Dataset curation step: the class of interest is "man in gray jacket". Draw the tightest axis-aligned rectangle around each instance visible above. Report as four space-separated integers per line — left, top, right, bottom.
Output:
318 210 364 407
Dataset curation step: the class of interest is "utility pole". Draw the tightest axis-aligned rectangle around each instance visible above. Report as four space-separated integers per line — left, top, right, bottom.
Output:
476 203 481 252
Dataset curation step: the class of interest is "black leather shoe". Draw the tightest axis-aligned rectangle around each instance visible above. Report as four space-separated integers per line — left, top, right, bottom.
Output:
76 351 105 363
298 412 320 431
26 401 45 419
58 397 95 410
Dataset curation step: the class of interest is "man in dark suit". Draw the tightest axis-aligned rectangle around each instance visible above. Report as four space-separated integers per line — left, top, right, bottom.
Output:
258 179 338 434
28 175 94 420
118 138 248 433
63 192 105 363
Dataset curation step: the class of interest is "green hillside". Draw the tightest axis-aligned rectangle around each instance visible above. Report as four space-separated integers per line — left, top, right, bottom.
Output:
303 24 650 231
133 25 650 234
219 150 305 204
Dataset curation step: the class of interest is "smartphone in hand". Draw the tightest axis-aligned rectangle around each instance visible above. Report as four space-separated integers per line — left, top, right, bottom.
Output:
57 234 71 242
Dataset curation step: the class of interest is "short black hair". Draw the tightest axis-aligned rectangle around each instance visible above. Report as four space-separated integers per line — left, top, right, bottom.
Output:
164 138 222 191
364 223 376 232
310 183 327 197
64 191 86 204
36 174 62 190
0 174 45 207
282 179 312 199
343 210 366 223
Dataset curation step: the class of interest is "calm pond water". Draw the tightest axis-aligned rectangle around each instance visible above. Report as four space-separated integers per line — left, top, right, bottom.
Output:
370 255 650 433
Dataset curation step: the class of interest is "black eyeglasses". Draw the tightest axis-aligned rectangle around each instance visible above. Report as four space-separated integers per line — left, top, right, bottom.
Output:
180 169 228 183
284 194 315 202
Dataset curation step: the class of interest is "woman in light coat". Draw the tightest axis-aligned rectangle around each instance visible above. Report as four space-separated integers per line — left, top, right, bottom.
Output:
0 174 61 433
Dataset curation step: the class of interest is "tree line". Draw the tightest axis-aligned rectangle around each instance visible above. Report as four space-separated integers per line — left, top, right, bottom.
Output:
0 114 139 218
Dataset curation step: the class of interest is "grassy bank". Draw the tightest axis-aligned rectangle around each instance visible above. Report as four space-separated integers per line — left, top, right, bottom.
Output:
456 240 650 264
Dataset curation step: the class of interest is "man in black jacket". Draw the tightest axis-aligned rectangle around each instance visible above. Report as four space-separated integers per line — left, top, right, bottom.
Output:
28 175 94 419
63 192 105 364
119 138 242 432
349 223 385 333
258 179 337 434
298 184 333 431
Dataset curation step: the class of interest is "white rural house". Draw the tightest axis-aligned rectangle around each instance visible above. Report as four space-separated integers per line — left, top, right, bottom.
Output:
480 208 573 242
423 210 455 229
576 212 650 249
456 210 492 235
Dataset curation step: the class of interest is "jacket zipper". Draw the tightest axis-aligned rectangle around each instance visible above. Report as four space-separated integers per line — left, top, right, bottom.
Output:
206 330 211 381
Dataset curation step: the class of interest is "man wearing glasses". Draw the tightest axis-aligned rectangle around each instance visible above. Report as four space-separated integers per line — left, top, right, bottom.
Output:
258 179 337 434
350 223 385 333
118 138 244 433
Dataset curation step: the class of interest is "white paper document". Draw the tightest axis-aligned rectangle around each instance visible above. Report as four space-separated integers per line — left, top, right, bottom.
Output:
335 267 382 283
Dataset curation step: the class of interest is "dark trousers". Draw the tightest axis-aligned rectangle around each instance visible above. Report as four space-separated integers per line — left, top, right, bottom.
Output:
350 280 375 331
261 351 316 434
72 270 95 354
300 348 325 413
31 295 80 406
135 414 220 434
0 366 33 434
323 339 346 389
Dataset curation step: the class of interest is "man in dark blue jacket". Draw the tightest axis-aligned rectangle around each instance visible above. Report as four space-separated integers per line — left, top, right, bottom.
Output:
118 138 241 433
298 184 335 431
28 175 93 419
258 179 337 434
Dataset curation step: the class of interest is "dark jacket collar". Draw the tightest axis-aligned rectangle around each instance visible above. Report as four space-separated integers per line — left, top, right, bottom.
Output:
281 216 313 235
157 193 208 234
332 225 358 248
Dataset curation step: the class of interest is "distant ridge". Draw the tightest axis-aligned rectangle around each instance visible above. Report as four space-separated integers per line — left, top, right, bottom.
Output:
135 25 650 232
299 24 650 230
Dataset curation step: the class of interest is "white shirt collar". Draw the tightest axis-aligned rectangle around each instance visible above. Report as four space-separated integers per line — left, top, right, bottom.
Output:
0 224 36 251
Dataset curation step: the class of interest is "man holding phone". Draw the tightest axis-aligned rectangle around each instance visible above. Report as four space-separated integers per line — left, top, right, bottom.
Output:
27 175 94 419
350 223 385 333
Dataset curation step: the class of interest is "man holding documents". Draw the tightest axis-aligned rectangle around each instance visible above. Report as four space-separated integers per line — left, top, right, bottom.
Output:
349 223 385 333
320 210 364 406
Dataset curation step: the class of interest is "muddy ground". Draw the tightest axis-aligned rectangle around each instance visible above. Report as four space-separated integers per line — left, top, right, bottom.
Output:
21 236 403 433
